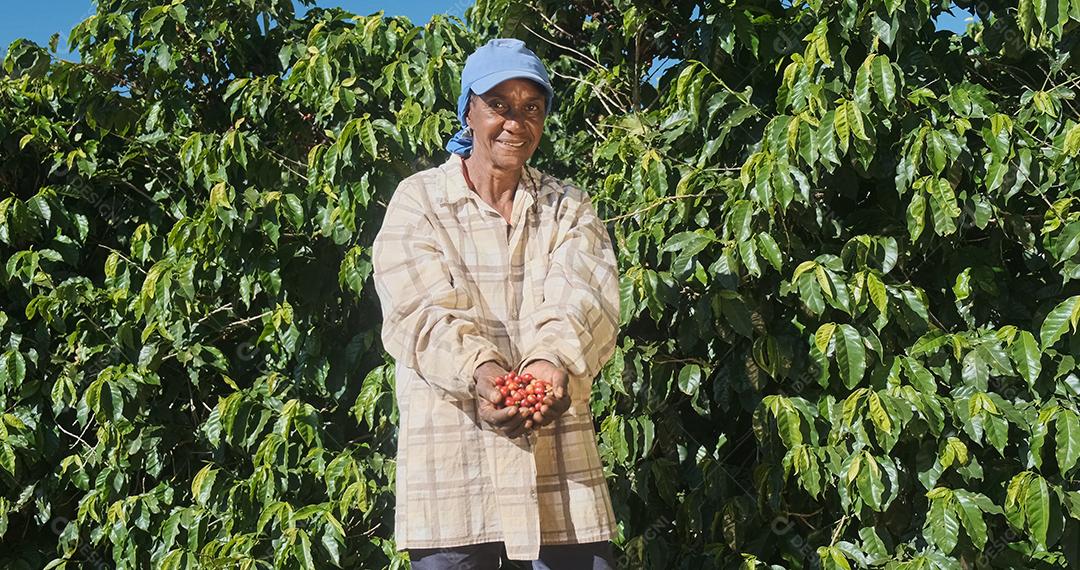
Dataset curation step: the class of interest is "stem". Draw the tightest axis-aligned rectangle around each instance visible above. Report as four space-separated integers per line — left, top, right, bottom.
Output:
603 192 724 223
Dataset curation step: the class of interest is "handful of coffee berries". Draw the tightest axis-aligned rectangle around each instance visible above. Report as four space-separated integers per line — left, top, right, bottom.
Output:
494 370 552 417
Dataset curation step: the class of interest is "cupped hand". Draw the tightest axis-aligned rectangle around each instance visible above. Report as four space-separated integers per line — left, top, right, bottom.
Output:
518 359 571 430
474 361 529 439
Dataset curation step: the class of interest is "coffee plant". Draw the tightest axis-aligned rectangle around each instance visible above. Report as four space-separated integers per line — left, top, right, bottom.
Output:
1 0 1078 568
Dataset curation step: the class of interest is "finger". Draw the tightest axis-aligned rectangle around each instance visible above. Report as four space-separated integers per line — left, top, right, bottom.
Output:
534 406 558 425
537 397 570 425
504 420 530 439
475 386 493 404
491 406 525 427
476 381 502 404
507 409 528 429
479 402 509 426
476 397 497 417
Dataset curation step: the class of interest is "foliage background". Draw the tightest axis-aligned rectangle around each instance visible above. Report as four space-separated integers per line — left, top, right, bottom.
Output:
1 0 1079 568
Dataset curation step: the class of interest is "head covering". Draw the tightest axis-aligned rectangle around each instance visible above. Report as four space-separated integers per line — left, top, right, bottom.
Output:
446 38 555 157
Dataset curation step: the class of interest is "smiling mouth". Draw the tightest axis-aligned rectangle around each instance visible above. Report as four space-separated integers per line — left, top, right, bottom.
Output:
498 140 527 148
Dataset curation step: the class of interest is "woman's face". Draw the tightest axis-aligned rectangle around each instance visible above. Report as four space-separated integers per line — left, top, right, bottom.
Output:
465 78 547 171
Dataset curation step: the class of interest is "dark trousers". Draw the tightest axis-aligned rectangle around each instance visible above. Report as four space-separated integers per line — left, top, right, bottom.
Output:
408 541 616 570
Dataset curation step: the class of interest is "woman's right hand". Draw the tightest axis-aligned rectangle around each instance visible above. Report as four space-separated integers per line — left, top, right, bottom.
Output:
474 361 530 439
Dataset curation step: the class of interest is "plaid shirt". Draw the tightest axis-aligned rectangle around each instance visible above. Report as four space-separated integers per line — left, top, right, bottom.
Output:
372 155 619 560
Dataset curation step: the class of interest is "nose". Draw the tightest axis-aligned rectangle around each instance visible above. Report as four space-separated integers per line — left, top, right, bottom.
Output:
501 114 526 135
501 109 526 129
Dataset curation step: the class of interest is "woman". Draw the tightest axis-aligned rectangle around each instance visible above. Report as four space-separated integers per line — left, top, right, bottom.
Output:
372 38 620 569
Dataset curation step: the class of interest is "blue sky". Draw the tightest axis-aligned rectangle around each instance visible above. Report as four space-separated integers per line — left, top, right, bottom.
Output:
0 1 467 60
2 2 974 61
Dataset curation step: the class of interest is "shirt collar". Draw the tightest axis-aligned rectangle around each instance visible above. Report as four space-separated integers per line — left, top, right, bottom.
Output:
438 155 555 207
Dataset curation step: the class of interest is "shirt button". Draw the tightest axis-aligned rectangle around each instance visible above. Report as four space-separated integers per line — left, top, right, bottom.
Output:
530 489 537 499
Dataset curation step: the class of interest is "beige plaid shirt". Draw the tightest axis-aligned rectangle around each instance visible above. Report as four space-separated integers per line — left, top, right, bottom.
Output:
372 155 619 560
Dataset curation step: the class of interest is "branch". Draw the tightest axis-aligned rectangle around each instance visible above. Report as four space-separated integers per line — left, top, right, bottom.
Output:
829 514 849 546
521 20 602 70
96 244 146 274
549 69 620 116
604 192 725 223
57 422 93 449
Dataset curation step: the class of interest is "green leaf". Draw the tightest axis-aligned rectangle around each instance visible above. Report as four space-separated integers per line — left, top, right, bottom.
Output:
359 116 378 159
928 131 947 175
729 200 753 242
815 322 837 354
1057 409 1079 474
855 56 873 112
1064 122 1080 157
647 152 669 196
859 527 888 563
281 194 304 229
1011 330 1042 388
955 490 990 550
678 364 703 396
867 272 888 317
756 232 783 270
1040 295 1080 349
1024 473 1051 547
619 274 637 325
353 366 385 429
941 436 969 468
321 513 345 567
834 101 851 154
987 414 1010 455
872 55 897 110
926 490 961 553
868 392 893 436
739 239 761 278
929 178 960 235
777 405 803 448
904 357 936 393
155 43 174 72
664 230 714 261
720 292 755 338
907 193 926 241
191 464 218 506
856 453 885 510
793 260 817 282
961 349 989 391
296 529 316 570
819 546 853 570
848 101 869 141
815 265 833 298
815 28 833 67
1006 472 1032 530
0 443 14 475
836 324 867 388
159 550 187 570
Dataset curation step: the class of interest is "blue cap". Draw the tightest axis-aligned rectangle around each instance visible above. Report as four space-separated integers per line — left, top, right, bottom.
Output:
446 39 555 156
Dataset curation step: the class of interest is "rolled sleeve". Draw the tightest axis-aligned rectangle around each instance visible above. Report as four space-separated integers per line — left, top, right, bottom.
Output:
372 181 508 400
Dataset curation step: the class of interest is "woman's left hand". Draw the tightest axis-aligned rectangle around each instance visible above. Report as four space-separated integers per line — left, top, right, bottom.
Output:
519 359 571 430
